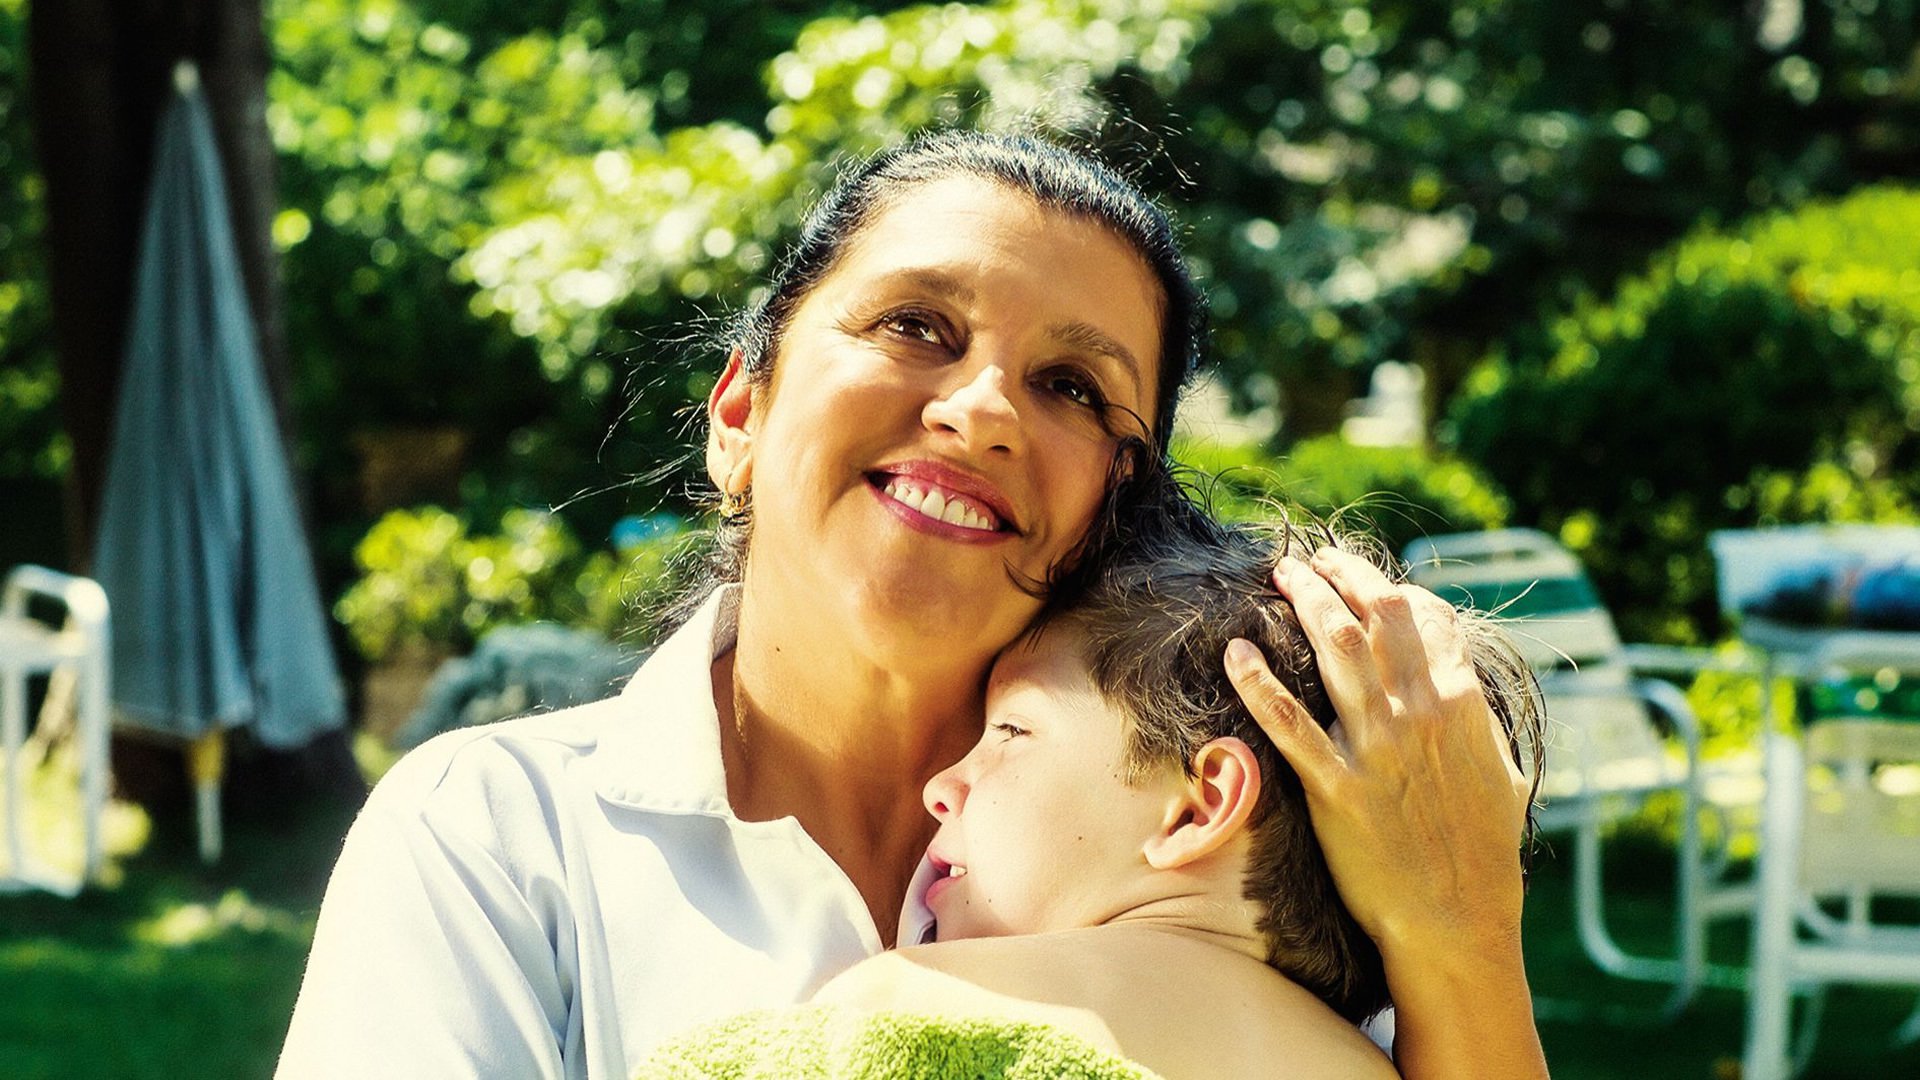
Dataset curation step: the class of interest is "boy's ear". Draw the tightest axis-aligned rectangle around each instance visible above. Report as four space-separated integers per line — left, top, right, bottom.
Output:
705 349 757 497
1144 737 1262 871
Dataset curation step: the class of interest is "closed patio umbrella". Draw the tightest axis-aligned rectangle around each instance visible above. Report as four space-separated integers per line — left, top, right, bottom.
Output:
92 64 345 859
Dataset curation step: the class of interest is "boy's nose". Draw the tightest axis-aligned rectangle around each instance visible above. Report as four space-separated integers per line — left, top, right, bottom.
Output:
922 766 966 820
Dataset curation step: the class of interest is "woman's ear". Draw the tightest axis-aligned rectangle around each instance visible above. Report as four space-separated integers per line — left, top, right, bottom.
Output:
1144 737 1262 871
706 349 756 496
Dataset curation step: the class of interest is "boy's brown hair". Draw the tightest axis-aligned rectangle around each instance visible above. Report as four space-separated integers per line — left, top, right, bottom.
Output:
1060 493 1544 1024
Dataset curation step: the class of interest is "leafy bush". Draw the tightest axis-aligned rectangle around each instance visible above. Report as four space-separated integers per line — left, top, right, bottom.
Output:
1174 434 1510 558
0 0 63 569
333 505 681 661
1450 185 1920 641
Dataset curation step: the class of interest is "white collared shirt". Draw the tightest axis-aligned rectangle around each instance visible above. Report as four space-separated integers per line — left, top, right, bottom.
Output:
279 587 935 1079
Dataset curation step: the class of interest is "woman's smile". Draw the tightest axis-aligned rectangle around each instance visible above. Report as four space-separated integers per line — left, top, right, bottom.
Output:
868 459 1020 543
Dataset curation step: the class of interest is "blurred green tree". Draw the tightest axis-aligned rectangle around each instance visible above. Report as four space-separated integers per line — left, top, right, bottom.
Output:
1175 433 1510 558
9 0 1920 612
0 0 58 535
1451 184 1920 641
1152 0 1920 433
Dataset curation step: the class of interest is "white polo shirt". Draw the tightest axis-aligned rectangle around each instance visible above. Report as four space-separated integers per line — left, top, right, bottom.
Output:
278 587 936 1079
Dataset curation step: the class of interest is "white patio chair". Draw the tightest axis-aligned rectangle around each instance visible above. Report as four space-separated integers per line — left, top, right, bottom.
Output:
0 565 112 896
1740 636 1920 1079
1404 528 1754 1015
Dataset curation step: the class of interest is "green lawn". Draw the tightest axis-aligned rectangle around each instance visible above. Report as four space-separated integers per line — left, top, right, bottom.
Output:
1526 834 1920 1079
3 796 1918 1078
0 794 355 1080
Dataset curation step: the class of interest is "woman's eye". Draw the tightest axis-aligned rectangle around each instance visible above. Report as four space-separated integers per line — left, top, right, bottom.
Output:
1045 370 1105 409
879 311 946 347
989 721 1029 739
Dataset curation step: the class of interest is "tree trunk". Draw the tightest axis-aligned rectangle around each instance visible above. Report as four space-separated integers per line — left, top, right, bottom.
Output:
30 0 291 568
30 0 360 809
1275 353 1359 445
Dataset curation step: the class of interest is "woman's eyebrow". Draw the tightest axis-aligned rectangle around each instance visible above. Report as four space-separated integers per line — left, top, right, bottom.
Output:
891 268 977 305
1046 320 1144 397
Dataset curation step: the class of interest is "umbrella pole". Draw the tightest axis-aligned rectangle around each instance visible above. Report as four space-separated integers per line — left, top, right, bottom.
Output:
187 729 223 864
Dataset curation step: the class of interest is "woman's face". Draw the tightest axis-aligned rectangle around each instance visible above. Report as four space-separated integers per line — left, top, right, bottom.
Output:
716 175 1165 662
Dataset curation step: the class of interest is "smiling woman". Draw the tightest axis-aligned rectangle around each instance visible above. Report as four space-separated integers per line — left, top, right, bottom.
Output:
710 173 1167 679
278 132 1546 1080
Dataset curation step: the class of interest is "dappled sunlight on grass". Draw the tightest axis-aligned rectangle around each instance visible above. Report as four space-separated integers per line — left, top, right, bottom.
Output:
0 764 360 1080
132 889 310 949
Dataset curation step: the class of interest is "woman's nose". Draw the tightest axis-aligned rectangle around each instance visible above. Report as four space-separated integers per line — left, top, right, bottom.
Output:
923 763 967 820
922 362 1022 455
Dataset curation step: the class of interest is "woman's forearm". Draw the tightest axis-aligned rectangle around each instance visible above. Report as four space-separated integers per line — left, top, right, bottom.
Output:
1384 927 1548 1080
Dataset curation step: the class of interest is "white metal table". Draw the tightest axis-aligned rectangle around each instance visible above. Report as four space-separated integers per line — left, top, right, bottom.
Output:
1737 618 1920 1080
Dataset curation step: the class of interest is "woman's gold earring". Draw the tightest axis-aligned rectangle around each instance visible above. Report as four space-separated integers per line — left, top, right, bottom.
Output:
719 485 752 520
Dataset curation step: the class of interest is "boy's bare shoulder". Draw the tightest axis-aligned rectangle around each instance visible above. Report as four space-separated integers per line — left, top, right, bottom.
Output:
814 939 1127 1061
814 932 1399 1080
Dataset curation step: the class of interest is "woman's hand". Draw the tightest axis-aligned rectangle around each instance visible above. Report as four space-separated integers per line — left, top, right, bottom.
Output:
1225 547 1531 948
1224 546 1546 1080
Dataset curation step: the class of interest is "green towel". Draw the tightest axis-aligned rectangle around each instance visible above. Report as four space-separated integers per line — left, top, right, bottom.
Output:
635 1004 1168 1079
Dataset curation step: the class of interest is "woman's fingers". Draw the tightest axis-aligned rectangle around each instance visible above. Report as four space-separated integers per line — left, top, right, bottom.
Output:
1251 543 1536 981
1402 586 1531 787
1309 547 1436 705
1224 638 1341 791
1271 556 1392 733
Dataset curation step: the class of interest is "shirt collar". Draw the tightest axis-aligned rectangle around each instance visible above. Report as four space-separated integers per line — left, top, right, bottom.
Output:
591 585 740 814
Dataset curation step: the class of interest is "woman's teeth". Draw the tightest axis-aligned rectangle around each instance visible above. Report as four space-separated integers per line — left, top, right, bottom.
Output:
947 865 968 879
883 479 997 532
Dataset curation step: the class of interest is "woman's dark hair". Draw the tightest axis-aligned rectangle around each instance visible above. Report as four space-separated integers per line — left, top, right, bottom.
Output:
672 130 1208 619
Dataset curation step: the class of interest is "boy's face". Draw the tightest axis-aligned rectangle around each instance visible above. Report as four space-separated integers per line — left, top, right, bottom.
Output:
921 626 1179 940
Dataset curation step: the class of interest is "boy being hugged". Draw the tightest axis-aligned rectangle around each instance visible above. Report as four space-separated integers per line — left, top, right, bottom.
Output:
641 498 1544 1080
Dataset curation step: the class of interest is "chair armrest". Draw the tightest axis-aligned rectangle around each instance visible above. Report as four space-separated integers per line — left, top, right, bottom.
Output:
1619 643 1761 679
1630 677 1704 754
2 565 109 633
1538 667 1704 753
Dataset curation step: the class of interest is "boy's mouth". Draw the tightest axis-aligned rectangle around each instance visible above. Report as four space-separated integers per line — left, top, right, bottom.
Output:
925 853 970 909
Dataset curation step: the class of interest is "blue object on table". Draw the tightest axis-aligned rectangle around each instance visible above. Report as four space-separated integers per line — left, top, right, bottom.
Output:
611 512 683 553
1852 556 1920 630
90 79 345 749
1744 555 1920 632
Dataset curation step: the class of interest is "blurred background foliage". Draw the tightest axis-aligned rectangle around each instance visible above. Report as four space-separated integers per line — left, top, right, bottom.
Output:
0 0 60 534
2 0 1919 650
1454 184 1920 639
1173 433 1510 558
332 504 678 662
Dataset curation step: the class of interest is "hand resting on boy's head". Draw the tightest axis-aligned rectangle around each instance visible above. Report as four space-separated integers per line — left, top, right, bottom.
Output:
1228 547 1542 1080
